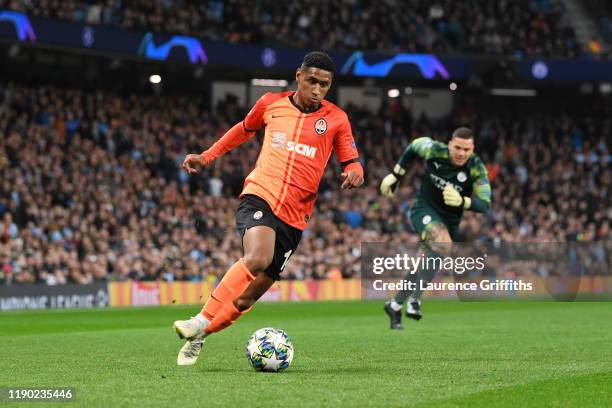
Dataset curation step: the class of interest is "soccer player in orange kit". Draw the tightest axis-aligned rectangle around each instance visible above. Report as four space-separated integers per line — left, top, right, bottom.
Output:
173 51 364 365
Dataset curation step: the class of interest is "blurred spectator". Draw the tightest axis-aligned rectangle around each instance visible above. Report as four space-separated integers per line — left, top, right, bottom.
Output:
582 0 612 56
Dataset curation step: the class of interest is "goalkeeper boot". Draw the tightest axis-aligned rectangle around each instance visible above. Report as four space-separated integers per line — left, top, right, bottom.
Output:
173 315 207 340
406 300 422 321
384 301 403 330
177 336 206 366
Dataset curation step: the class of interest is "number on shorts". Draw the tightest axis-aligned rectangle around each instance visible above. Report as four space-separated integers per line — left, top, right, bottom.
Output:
280 250 293 271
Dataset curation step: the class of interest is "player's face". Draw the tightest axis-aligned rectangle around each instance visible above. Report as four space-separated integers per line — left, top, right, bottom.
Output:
448 137 474 166
295 67 333 109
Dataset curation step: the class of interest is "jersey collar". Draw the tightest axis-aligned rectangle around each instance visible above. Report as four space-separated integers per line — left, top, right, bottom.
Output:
289 92 325 114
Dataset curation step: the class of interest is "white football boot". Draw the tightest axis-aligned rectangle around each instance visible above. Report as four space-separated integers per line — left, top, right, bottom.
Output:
173 316 206 340
406 300 422 321
173 316 209 366
177 336 206 366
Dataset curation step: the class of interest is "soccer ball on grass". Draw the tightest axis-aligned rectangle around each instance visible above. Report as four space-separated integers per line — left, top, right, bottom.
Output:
245 327 294 372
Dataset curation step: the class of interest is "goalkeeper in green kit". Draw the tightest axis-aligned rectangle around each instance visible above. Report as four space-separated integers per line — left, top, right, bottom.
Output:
380 127 491 330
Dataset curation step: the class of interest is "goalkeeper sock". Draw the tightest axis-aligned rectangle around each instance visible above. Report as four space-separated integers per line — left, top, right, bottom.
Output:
394 270 419 304
200 259 255 320
389 300 402 311
409 251 442 302
394 283 412 305
205 301 252 334
394 247 442 304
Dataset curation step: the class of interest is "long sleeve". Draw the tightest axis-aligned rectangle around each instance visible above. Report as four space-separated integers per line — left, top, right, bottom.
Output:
468 159 491 213
201 93 270 162
201 122 256 162
397 137 434 169
333 113 359 163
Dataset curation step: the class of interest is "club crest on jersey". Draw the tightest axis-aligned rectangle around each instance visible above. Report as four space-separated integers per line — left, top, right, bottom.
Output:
253 211 263 220
457 172 467 182
314 118 327 135
422 215 432 225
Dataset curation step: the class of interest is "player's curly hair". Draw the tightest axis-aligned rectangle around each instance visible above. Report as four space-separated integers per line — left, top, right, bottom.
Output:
301 51 334 74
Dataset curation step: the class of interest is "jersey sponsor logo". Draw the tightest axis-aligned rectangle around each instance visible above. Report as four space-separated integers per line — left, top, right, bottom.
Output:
271 132 287 148
457 171 467 182
422 215 432 225
286 141 317 158
314 118 327 135
253 211 263 220
270 132 317 158
430 174 463 192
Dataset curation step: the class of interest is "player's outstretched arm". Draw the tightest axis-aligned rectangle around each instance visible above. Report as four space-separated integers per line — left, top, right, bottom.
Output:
380 137 432 197
203 122 256 163
182 93 270 175
182 122 256 174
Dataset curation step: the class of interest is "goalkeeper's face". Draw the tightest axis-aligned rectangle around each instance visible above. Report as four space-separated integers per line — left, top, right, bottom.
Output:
295 67 333 109
449 137 474 166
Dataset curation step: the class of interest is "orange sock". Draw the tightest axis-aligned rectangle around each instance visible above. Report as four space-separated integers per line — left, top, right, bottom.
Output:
200 259 255 320
205 300 251 334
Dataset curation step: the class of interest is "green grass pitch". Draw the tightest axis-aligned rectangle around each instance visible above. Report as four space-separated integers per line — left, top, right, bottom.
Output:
1 301 611 407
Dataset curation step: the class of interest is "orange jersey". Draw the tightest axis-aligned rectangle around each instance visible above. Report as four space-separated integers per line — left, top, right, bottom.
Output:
241 92 359 230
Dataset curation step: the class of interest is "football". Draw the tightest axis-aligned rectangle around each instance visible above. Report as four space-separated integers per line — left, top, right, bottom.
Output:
245 327 294 372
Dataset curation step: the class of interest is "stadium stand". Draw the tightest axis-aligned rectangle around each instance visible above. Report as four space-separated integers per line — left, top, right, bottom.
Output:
0 83 609 285
582 0 612 47
0 0 583 57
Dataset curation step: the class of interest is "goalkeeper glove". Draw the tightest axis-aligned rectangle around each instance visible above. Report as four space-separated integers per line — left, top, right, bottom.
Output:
380 164 406 198
443 184 471 209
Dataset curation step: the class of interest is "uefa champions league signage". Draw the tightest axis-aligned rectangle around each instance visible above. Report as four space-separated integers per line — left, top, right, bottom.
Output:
0 10 467 80
3 10 612 82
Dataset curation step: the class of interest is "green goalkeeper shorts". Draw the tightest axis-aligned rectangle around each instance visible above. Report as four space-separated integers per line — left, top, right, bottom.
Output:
410 201 460 241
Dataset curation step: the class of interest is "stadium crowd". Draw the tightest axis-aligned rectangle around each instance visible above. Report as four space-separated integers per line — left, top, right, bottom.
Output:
583 0 612 50
0 83 609 285
1 0 583 57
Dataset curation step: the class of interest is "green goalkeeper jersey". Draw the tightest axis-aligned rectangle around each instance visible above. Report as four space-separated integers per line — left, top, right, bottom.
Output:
397 137 491 224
